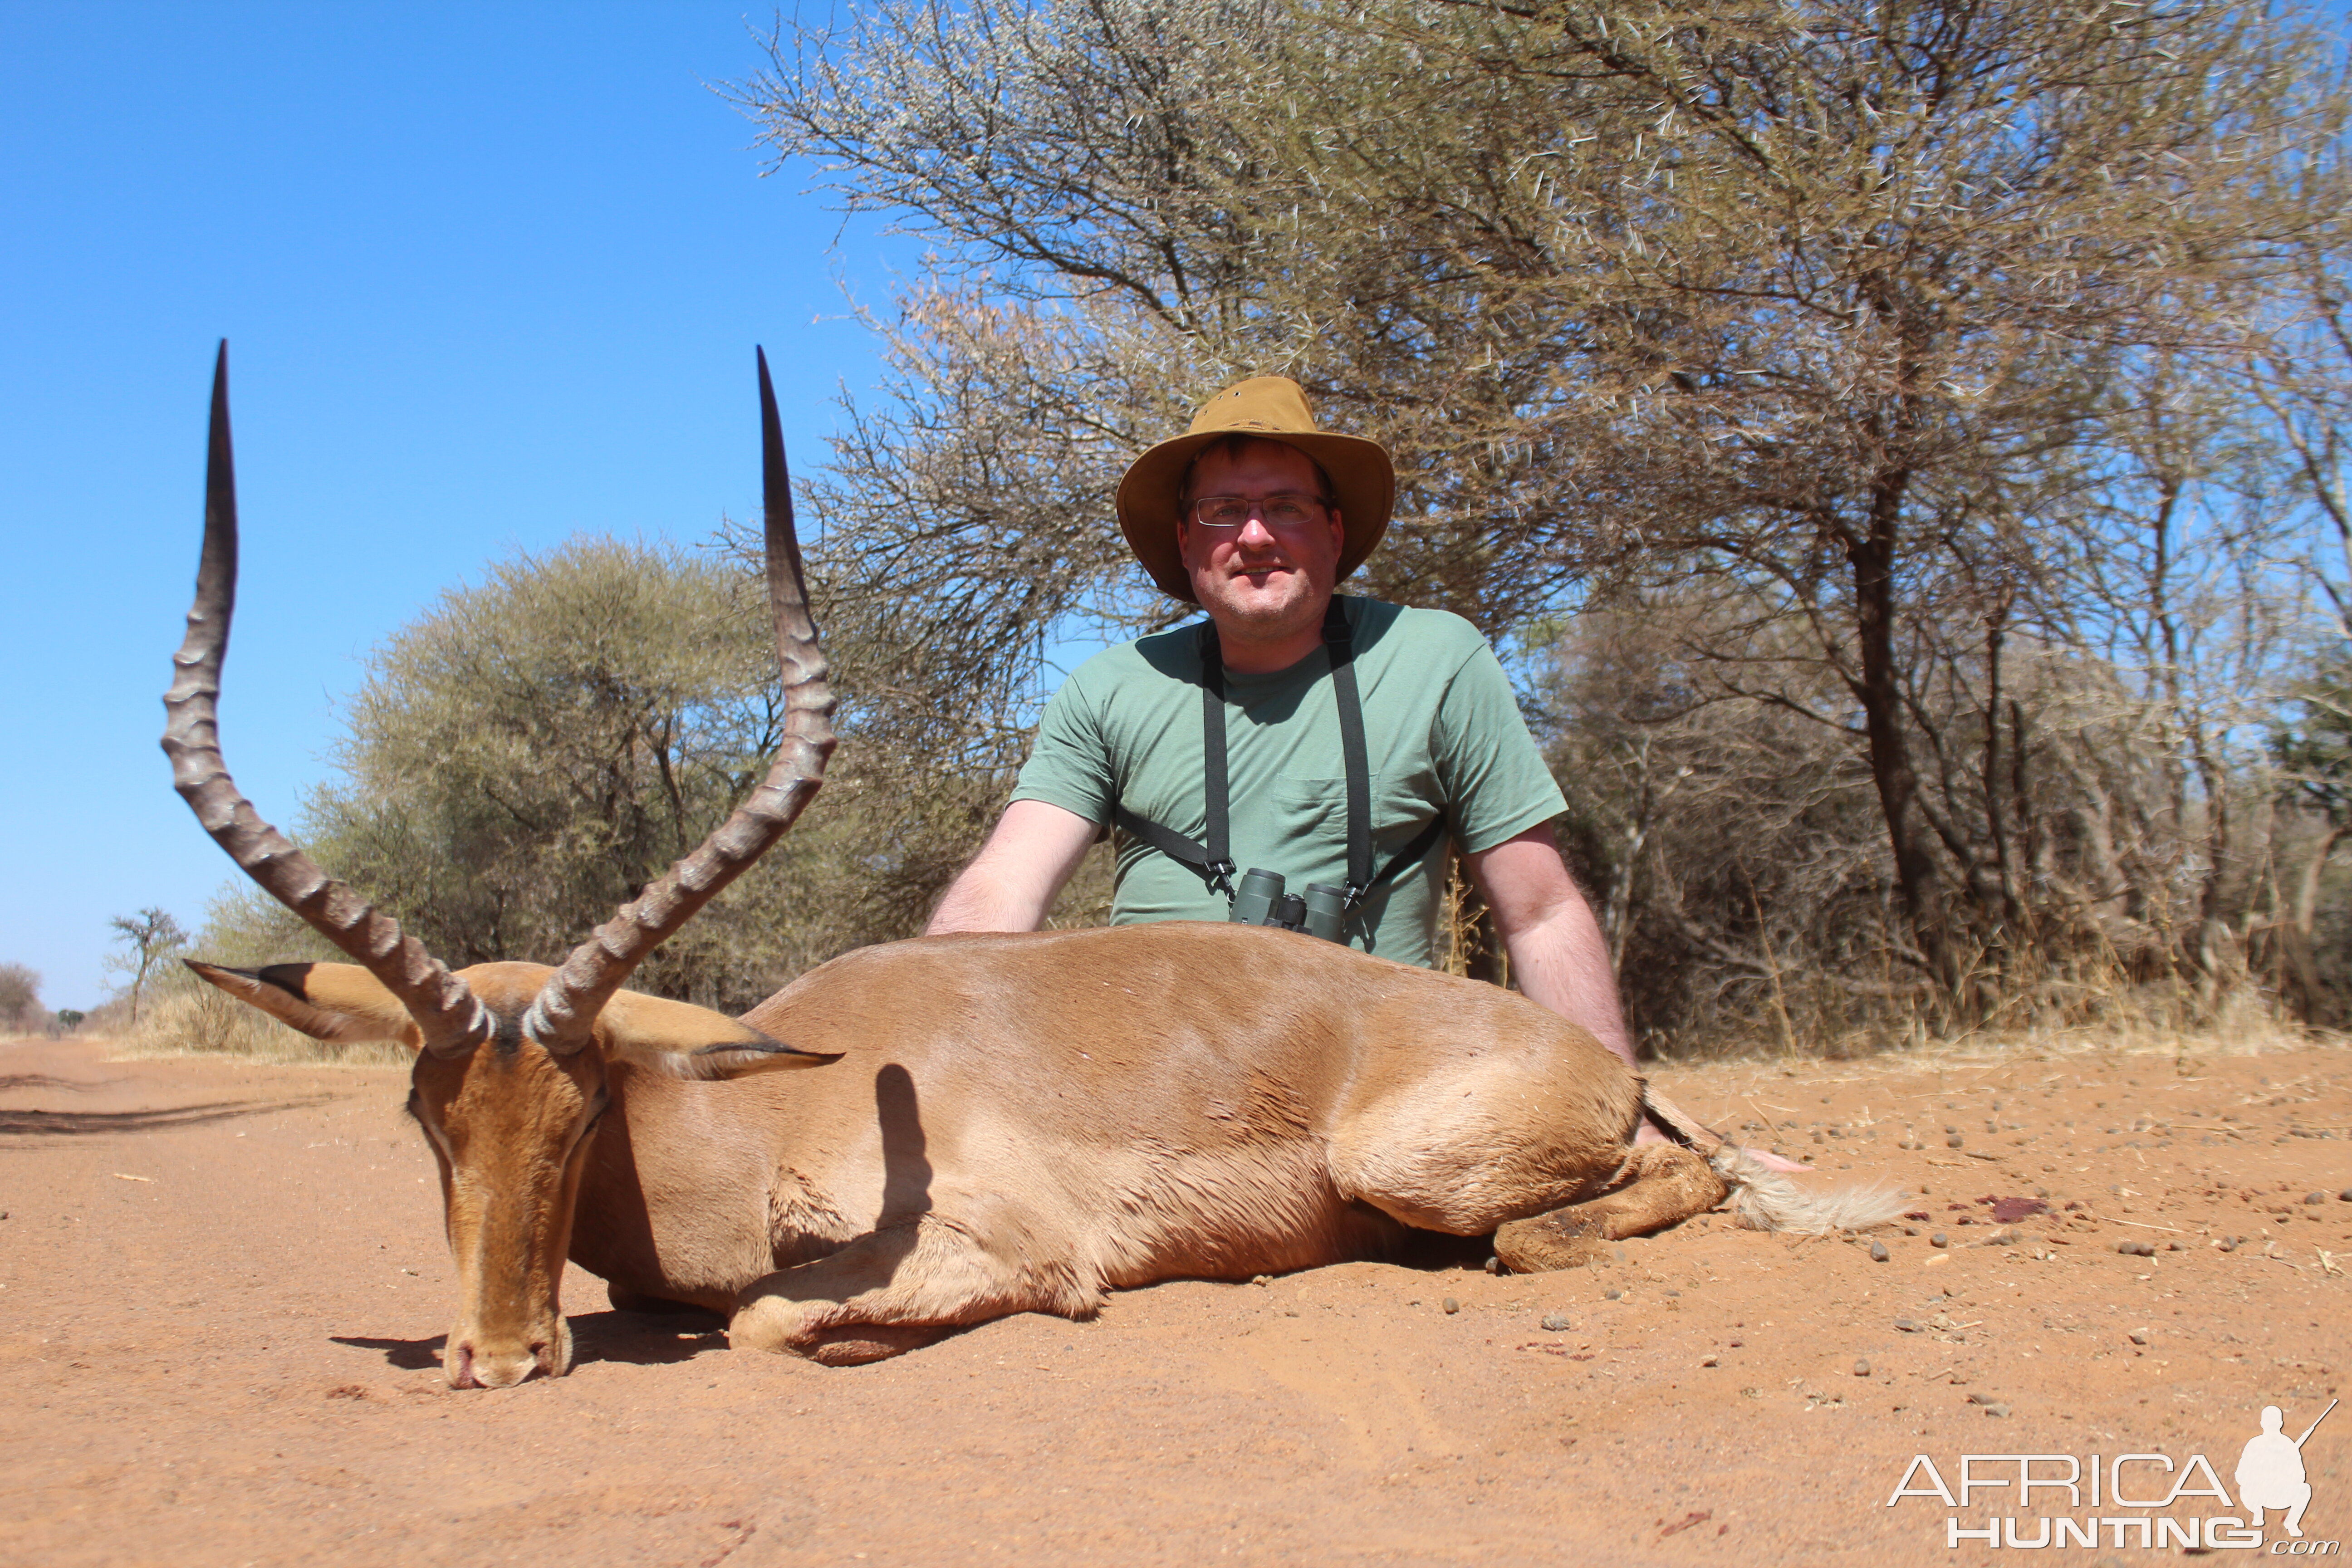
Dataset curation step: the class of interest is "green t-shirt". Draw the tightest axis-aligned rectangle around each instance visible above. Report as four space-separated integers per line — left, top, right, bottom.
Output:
1010 595 1567 968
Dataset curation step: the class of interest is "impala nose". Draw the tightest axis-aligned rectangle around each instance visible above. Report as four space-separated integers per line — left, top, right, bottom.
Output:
446 1338 542 1389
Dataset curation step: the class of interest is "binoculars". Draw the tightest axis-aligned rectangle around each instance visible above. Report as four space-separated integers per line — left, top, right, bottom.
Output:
1229 868 1348 943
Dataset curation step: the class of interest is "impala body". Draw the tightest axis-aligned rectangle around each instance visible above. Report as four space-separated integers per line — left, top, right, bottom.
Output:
172 347 1891 1387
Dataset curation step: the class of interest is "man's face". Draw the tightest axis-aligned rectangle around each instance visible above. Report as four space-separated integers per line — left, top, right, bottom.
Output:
1177 440 1346 638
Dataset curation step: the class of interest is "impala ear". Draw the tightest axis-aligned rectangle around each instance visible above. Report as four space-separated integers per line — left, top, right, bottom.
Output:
595 989 842 1080
185 960 425 1049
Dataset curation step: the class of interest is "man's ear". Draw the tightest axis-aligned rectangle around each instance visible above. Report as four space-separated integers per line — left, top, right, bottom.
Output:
185 960 424 1049
596 989 842 1080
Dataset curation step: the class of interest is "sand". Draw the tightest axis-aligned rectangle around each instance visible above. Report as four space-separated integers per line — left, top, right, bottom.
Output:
2 1032 2345 1565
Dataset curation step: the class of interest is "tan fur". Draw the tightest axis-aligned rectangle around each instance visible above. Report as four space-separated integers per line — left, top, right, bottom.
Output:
193 924 1882 1382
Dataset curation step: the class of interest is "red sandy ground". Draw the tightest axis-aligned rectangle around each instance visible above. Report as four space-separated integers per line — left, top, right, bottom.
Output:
1 1033 2346 1567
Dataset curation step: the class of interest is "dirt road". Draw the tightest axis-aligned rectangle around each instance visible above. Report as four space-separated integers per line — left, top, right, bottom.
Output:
2 1034 2345 1566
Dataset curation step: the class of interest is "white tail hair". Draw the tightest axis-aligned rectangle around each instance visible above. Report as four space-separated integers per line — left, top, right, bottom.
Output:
1710 1146 1909 1235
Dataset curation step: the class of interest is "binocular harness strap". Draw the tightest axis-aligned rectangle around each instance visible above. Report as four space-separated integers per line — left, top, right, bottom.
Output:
1109 598 1448 915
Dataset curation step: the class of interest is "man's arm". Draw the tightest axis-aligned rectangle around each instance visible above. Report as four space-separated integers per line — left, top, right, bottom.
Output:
924 799 1102 935
1461 823 1636 1069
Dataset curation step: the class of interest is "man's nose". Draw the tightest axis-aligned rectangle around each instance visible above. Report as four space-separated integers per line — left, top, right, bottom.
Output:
1235 514 1280 549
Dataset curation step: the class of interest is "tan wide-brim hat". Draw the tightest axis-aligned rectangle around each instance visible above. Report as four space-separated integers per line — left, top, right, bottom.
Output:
1116 376 1395 603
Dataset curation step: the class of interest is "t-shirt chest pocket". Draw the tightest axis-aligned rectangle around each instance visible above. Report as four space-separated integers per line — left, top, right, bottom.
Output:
1268 774 1346 833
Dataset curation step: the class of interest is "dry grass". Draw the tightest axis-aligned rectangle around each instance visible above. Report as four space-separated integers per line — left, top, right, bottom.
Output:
1662 1000 2345 1111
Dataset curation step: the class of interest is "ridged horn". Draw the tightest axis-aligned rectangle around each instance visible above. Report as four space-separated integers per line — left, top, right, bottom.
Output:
522 347 837 1053
162 342 490 1057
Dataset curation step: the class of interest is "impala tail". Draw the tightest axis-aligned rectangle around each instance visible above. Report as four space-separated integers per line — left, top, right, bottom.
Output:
1643 1087 1908 1235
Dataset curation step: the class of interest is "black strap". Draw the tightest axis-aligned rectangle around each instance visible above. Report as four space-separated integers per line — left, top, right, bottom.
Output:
1112 597 1449 916
1199 621 1233 897
1111 622 1236 897
1370 813 1449 894
1322 597 1375 904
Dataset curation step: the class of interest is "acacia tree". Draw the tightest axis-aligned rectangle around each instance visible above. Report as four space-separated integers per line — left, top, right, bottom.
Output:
106 908 186 1025
744 0 2348 1027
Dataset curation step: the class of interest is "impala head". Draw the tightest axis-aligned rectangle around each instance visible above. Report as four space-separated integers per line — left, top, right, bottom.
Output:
163 343 837 1388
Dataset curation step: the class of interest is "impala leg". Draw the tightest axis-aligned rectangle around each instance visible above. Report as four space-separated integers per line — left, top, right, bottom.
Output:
730 1215 1076 1367
1491 1142 1729 1273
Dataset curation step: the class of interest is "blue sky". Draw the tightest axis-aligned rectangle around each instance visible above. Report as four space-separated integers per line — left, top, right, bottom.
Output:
1 5 912 1008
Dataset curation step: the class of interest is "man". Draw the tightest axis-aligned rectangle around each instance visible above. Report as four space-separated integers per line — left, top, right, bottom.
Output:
926 374 1647 1080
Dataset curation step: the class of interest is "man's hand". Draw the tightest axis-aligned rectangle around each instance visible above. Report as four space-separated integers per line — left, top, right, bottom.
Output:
924 799 1100 935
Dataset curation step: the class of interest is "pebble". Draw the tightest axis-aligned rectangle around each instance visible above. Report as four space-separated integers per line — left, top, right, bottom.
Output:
1893 1318 1921 1333
2116 1240 2156 1257
2129 1331 2149 1345
1982 1403 2013 1418
2306 1191 2328 1205
1604 1288 1624 1301
1251 1275 1270 1286
1442 1297 1460 1314
1869 1241 1890 1262
1930 1232 1950 1248
1853 1359 1872 1377
1485 1255 1503 1274
2340 1188 2352 1202
1541 1313 1571 1332
1947 1134 1965 1148
1701 1354 1720 1367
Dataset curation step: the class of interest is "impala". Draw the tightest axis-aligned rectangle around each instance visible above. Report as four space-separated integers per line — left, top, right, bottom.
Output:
168 345 1896 1387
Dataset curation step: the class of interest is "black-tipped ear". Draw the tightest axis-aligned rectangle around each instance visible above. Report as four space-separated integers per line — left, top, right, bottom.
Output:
595 988 842 1078
184 960 424 1049
676 1037 845 1081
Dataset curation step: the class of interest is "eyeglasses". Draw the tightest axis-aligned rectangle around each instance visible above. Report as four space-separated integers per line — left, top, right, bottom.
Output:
1187 492 1333 531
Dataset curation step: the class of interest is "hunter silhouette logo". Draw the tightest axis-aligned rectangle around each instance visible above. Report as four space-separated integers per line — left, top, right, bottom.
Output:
2241 1400 2335 1540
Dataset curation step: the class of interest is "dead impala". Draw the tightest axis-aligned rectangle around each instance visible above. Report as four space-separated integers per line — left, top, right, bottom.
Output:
167 345 1897 1387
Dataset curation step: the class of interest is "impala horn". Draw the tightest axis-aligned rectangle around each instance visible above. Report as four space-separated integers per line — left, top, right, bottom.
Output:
162 342 490 1056
521 347 837 1053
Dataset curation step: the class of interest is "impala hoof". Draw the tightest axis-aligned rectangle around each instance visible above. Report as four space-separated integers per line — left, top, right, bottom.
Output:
1493 1211 1612 1273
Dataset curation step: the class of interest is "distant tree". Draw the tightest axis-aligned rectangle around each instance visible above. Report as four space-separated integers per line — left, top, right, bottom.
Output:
54 1009 85 1034
0 962 41 1035
286 534 973 1011
107 908 187 1026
